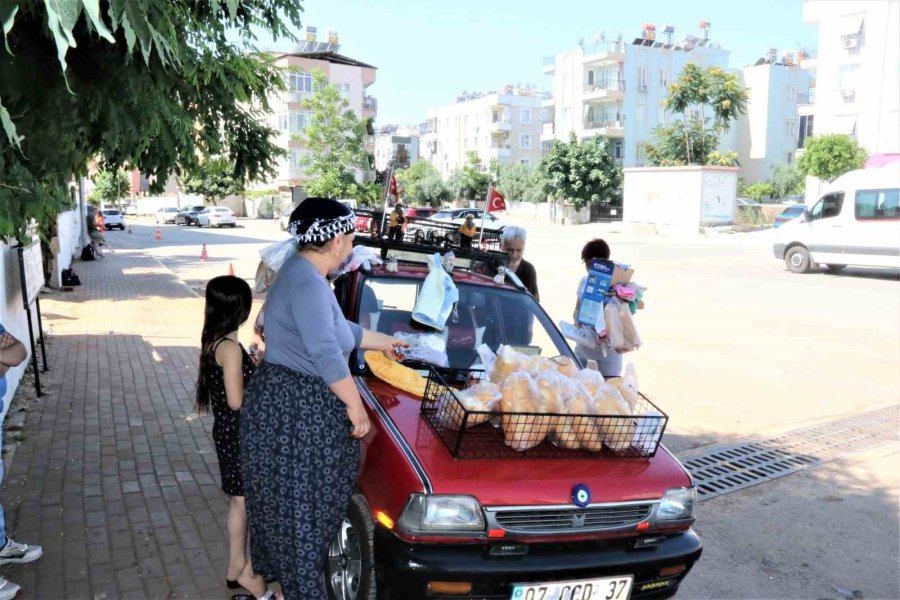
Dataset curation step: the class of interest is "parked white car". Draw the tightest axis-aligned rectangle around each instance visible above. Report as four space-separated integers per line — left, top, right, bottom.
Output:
124 204 138 216
198 206 237 228
101 209 126 230
430 208 506 232
773 163 900 273
155 206 179 224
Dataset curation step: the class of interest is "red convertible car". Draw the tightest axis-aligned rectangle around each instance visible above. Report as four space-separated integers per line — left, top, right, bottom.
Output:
325 239 701 600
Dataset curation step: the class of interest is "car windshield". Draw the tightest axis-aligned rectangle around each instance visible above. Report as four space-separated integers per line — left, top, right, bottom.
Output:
192 206 205 211
433 211 453 219
355 276 574 369
164 207 178 213
102 210 120 215
215 208 230 213
782 206 806 216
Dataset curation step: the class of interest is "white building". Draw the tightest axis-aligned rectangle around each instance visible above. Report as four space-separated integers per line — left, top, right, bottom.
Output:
541 24 732 167
374 126 420 171
262 27 377 194
799 1 900 157
420 86 547 178
735 52 812 183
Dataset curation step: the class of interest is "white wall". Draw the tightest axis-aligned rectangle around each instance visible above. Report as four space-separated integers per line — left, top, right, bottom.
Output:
50 209 81 288
624 166 738 228
803 0 900 155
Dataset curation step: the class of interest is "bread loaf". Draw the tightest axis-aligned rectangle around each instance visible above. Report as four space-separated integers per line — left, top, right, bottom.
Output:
445 382 502 430
500 372 546 451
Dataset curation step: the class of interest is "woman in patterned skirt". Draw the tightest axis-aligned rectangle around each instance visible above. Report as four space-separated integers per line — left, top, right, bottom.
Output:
240 199 407 599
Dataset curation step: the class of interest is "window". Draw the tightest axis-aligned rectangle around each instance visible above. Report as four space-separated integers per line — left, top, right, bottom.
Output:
855 189 899 220
637 103 647 124
785 119 796 136
520 108 532 124
659 70 668 88
612 141 623 159
278 112 311 133
519 134 532 149
787 87 797 103
286 71 314 94
288 149 305 169
519 158 531 167
337 83 350 99
798 115 815 148
809 193 844 221
638 67 648 91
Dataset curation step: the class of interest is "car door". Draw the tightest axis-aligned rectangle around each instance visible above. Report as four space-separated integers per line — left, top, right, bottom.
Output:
844 188 900 268
805 192 847 265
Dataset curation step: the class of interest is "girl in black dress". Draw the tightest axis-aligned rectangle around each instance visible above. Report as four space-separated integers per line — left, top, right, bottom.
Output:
196 276 275 600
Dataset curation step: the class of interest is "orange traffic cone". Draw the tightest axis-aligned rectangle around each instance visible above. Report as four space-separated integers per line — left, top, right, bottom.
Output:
228 263 235 276
200 243 208 262
155 227 161 241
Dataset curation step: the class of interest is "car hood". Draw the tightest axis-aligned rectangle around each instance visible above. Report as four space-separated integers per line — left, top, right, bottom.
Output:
361 377 691 506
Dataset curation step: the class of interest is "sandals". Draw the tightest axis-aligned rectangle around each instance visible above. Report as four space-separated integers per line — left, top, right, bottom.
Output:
232 590 276 600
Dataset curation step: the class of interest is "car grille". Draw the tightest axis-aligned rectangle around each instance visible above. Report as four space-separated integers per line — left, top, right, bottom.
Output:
490 503 654 534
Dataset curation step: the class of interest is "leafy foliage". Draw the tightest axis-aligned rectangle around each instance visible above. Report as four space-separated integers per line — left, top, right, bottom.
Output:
180 157 243 204
743 182 774 201
535 133 621 210
0 0 301 242
300 70 369 199
644 64 748 166
89 168 130 206
395 161 449 207
447 151 491 201
497 162 543 203
796 134 868 183
768 163 805 199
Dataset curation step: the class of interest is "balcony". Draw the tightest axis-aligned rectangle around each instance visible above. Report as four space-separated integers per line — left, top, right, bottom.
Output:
486 145 512 159
542 96 555 108
583 80 625 102
582 41 626 65
542 122 556 140
583 115 625 137
363 95 377 116
542 55 556 74
488 119 513 132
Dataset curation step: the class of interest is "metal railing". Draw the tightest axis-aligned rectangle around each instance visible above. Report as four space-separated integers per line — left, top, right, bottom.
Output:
363 96 377 111
583 115 625 130
583 41 627 56
584 80 625 93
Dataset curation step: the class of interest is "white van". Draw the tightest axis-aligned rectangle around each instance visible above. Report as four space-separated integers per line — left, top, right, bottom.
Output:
773 163 900 273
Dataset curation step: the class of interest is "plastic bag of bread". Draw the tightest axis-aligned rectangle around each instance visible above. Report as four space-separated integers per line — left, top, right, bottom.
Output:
593 383 635 452
443 382 502 430
500 372 547 451
489 345 524 384
550 377 590 450
617 299 642 352
604 299 626 351
566 384 604 451
574 368 606 397
607 363 639 413
549 356 579 378
531 370 566 433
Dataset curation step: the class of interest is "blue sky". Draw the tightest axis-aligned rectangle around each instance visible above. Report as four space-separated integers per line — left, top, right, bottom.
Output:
260 0 818 125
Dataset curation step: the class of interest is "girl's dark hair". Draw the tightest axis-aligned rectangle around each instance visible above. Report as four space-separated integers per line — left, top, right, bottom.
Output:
195 276 252 413
581 238 611 263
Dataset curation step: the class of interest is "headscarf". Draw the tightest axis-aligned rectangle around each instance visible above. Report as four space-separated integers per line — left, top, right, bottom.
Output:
287 198 355 244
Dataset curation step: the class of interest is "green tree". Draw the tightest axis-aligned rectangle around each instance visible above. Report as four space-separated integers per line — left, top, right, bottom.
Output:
89 168 130 206
796 134 868 183
743 182 774 201
536 133 621 210
768 163 805 199
395 161 449 207
0 1 298 242
447 151 491 201
300 70 369 198
643 64 748 166
180 157 243 205
497 162 542 203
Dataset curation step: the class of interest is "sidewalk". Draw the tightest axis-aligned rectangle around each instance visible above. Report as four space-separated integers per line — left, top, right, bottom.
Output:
2 238 231 599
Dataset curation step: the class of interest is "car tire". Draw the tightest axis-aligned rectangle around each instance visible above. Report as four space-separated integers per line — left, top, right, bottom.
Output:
229 224 236 228
785 246 814 274
825 264 846 273
325 493 377 600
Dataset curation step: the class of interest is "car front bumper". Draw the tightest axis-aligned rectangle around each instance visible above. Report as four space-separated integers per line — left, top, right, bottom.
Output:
773 243 786 259
374 528 702 599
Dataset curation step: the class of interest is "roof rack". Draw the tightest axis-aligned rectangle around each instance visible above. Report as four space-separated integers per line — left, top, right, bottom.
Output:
353 236 509 277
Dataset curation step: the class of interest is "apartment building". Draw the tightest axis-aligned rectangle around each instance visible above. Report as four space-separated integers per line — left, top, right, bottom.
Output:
420 86 547 178
263 27 377 193
798 1 899 159
541 23 731 167
735 52 812 183
374 125 420 171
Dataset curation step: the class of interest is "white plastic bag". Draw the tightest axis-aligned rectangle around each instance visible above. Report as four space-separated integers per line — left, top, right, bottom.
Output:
393 332 449 367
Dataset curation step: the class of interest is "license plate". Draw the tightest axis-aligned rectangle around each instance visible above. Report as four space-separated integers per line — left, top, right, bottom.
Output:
511 575 633 600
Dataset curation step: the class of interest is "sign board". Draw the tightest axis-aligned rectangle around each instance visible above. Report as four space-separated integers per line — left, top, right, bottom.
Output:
20 236 43 306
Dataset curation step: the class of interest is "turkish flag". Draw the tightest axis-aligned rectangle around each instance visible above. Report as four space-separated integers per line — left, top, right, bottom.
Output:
487 187 506 212
389 174 398 197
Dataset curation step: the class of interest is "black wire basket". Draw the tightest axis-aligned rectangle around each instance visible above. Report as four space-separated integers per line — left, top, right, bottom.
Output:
421 368 668 459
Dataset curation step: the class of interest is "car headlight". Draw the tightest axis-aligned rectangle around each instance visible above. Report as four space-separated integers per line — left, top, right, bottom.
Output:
397 494 485 534
655 487 696 521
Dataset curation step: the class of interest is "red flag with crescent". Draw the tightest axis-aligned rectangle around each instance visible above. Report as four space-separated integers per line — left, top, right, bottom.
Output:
487 187 506 212
389 174 398 196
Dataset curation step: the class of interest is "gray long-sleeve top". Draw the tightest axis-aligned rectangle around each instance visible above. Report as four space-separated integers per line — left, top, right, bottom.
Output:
263 253 363 384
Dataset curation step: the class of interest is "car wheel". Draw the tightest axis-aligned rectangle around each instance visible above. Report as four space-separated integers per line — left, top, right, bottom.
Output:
785 246 813 274
229 224 236 228
825 264 847 273
325 494 377 600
